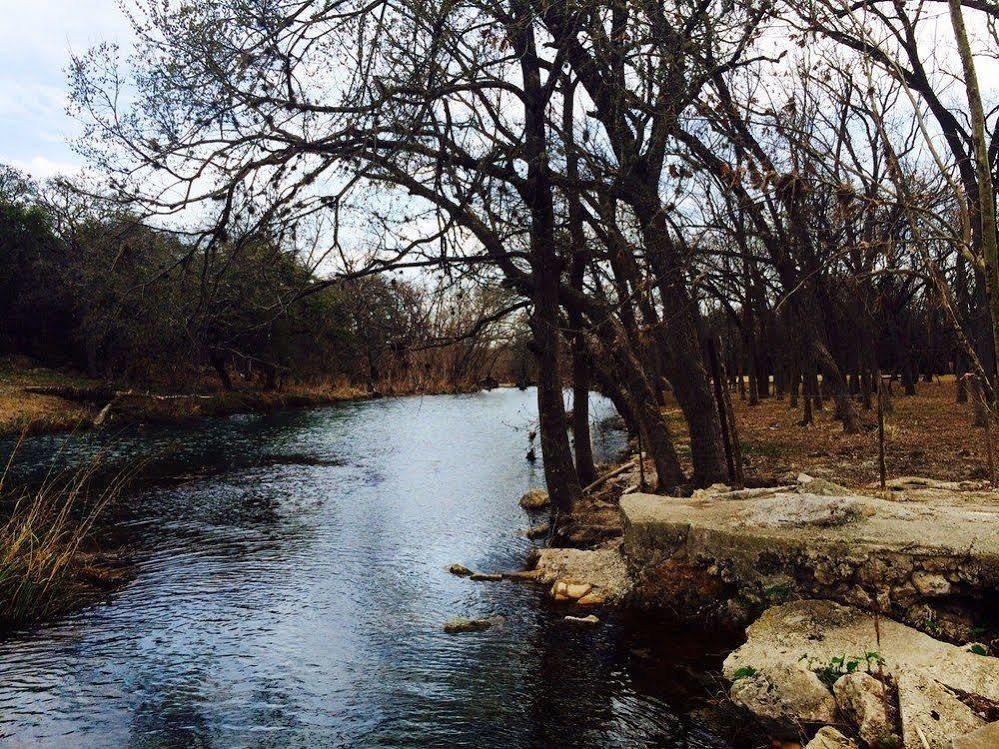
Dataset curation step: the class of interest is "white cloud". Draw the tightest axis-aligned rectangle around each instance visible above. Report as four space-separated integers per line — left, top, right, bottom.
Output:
11 155 81 180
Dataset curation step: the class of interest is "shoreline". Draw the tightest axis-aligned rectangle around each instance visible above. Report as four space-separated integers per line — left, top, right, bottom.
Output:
0 361 499 438
525 448 999 748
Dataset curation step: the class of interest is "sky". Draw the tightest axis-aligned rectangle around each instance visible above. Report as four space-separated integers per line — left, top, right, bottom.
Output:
0 1 132 179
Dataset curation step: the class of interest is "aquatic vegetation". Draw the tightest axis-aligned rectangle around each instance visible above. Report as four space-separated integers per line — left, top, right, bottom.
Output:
0 445 127 631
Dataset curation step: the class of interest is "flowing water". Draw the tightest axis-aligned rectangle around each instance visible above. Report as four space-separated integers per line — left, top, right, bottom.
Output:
0 389 737 748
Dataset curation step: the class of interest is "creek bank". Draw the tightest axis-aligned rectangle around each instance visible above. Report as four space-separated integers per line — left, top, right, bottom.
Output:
11 383 371 435
520 463 999 747
619 473 999 641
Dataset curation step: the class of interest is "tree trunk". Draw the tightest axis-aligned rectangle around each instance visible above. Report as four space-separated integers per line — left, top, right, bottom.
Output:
514 12 580 514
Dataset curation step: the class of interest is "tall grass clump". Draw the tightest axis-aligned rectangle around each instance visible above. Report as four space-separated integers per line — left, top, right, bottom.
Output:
0 441 128 631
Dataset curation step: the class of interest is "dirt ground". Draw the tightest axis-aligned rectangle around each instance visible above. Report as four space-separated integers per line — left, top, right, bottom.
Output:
677 377 991 489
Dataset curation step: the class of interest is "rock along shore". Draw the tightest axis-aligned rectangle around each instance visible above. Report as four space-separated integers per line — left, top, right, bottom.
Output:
522 470 999 747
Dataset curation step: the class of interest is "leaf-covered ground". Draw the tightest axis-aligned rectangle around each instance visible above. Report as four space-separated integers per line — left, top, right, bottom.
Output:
717 378 988 488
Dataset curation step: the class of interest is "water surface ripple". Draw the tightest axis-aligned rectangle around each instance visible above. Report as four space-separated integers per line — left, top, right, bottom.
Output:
0 389 733 748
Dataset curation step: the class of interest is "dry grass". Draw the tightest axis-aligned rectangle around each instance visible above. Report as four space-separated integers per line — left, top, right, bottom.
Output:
0 357 370 436
0 358 98 435
0 446 129 631
714 378 989 488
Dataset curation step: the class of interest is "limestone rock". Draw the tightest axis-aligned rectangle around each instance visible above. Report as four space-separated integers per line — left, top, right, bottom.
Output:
804 727 858 749
740 493 870 529
723 602 999 706
533 547 631 602
444 617 493 634
563 614 600 625
519 489 550 511
575 592 605 606
897 671 984 749
832 673 893 747
952 722 999 749
448 563 472 577
470 572 503 581
728 664 838 735
911 571 951 597
796 474 854 496
526 522 550 540
565 582 592 599
886 476 963 492
551 580 592 601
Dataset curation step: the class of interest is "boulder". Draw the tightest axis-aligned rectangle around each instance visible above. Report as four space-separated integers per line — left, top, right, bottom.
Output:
443 617 493 634
804 727 858 749
723 602 999 705
896 671 985 749
469 572 503 581
448 564 472 577
832 673 893 747
728 664 838 735
533 547 632 602
526 522 550 540
953 722 999 749
519 489 550 511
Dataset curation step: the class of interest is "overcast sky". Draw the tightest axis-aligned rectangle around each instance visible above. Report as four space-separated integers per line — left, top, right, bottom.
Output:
0 1 132 179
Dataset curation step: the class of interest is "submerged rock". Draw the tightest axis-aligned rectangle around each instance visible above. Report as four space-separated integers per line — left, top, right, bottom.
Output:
469 572 503 582
525 522 550 540
448 564 472 577
444 617 494 634
519 489 550 511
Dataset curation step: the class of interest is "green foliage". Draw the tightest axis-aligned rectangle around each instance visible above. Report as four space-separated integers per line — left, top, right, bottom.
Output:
731 666 758 680
800 651 885 687
763 583 793 604
0 178 409 389
969 644 988 656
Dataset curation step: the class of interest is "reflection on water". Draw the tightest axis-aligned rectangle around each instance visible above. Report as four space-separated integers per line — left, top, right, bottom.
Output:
0 389 736 748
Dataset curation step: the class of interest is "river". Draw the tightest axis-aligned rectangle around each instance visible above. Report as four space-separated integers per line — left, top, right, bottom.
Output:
0 389 737 748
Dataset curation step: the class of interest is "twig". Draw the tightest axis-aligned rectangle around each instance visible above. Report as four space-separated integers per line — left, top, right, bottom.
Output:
582 458 638 495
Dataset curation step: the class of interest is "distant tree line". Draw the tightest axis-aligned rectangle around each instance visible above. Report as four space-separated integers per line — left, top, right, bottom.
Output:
0 166 522 392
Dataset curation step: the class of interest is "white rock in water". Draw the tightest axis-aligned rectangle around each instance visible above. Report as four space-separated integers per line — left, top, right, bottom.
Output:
519 489 550 511
563 614 599 625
